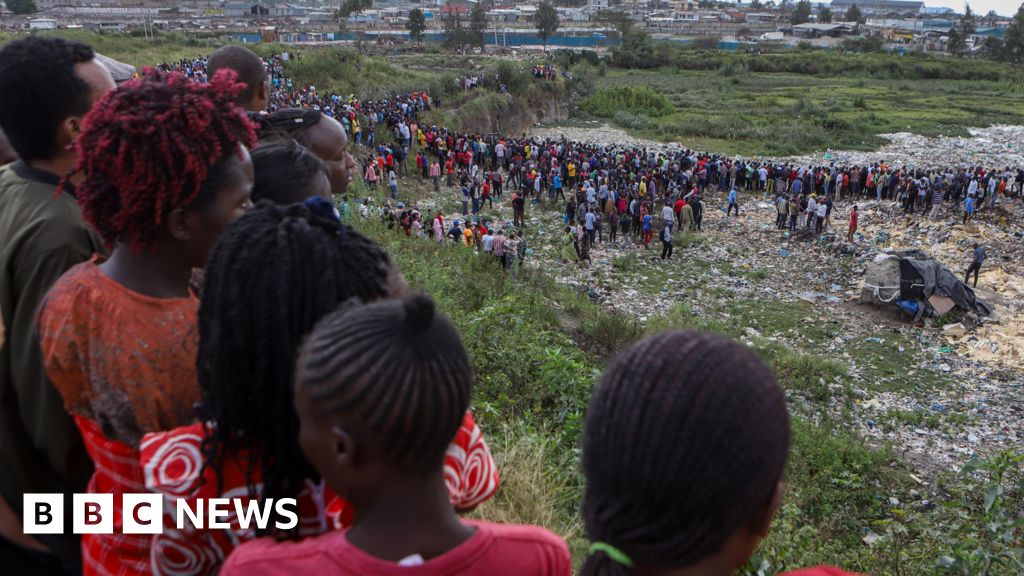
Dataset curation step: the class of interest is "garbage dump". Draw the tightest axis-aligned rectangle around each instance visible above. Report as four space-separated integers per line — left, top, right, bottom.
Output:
861 251 992 321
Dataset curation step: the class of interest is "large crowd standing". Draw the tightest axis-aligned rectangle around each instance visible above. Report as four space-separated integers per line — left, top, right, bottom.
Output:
0 39 1019 576
164 53 1022 278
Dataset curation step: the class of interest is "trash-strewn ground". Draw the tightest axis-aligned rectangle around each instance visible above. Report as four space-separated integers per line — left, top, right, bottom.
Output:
525 191 1022 477
434 125 1024 478
384 122 1023 482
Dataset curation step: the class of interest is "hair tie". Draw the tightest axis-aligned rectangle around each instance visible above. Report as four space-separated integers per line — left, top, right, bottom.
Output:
589 542 633 568
302 196 347 244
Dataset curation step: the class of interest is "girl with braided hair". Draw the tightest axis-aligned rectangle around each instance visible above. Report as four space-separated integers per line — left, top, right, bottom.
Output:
220 294 569 576
581 330 859 576
139 203 500 575
37 69 257 576
255 108 359 197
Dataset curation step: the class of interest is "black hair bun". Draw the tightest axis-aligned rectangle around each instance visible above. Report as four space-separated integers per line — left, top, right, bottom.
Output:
403 293 435 332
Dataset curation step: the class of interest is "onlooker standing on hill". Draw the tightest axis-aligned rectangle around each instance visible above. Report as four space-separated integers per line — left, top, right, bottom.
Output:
429 158 441 192
208 45 268 113
0 37 115 576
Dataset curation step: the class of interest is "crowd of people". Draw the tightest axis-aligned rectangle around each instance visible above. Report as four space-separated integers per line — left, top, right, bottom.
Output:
0 37 1020 576
162 51 1020 280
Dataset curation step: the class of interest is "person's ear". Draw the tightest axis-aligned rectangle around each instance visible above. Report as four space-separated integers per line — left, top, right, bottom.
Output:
57 116 82 151
258 78 269 107
167 207 193 241
333 426 358 471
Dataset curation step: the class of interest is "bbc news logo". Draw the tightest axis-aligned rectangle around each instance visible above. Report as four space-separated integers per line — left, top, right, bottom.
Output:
24 494 298 535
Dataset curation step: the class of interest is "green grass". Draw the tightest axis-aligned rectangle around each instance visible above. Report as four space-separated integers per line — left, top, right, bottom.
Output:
590 66 1024 156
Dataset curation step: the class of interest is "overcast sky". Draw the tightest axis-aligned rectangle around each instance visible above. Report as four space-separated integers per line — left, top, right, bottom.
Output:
879 0 1021 16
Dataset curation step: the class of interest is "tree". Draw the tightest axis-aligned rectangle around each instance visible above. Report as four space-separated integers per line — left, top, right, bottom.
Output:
595 9 633 37
947 27 966 56
791 0 812 25
750 0 763 9
339 0 372 18
406 8 427 42
982 35 1004 59
1002 3 1024 63
469 3 487 49
960 4 977 36
442 5 469 49
819 8 833 23
7 0 37 14
535 1 559 50
845 4 862 23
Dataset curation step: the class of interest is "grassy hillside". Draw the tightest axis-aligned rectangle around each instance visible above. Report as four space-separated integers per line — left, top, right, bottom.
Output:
575 50 1024 156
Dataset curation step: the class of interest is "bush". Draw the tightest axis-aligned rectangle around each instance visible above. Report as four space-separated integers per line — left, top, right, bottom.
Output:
612 110 654 130
580 85 675 118
495 60 529 96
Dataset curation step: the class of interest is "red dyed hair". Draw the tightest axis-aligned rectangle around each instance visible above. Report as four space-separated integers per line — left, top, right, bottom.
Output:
72 68 257 252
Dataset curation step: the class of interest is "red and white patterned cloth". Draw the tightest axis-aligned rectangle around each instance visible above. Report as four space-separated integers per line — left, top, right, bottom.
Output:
74 416 153 576
140 411 499 576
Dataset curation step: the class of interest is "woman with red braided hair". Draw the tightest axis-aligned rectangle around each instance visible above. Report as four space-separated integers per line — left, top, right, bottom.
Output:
36 69 256 576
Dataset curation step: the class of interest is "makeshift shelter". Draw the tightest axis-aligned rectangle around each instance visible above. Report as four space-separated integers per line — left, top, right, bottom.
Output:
861 251 992 318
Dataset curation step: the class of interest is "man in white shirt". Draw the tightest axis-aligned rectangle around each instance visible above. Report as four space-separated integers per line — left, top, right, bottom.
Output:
661 203 675 234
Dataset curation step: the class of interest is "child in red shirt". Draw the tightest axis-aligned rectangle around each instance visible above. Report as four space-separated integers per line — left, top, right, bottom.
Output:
222 295 570 576
848 204 858 243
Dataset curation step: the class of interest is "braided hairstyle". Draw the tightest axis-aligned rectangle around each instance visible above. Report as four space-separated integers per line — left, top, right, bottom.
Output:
256 108 322 142
295 293 470 474
250 139 330 204
72 69 257 253
197 202 391 534
581 330 790 575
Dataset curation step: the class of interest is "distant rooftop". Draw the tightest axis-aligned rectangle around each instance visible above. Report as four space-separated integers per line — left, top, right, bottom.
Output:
829 0 923 10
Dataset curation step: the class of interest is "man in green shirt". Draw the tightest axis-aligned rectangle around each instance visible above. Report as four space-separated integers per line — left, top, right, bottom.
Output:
0 36 115 574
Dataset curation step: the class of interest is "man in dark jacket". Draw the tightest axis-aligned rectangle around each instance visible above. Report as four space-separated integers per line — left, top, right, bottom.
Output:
0 37 115 575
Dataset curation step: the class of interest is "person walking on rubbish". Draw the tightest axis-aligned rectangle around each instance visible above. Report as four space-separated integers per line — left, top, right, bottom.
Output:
965 243 985 288
727 186 739 216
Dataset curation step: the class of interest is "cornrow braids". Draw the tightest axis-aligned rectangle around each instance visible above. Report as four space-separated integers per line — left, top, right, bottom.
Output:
256 108 322 142
581 330 790 575
250 139 329 205
197 202 391 536
296 294 470 474
72 69 257 252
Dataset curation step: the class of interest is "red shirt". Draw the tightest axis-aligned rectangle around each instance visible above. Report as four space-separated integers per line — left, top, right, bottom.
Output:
850 211 858 227
220 521 571 576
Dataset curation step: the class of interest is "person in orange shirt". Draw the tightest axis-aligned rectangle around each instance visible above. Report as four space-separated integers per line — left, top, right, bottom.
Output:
37 70 256 576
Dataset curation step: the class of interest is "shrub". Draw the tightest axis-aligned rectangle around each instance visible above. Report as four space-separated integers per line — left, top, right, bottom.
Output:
580 85 675 118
